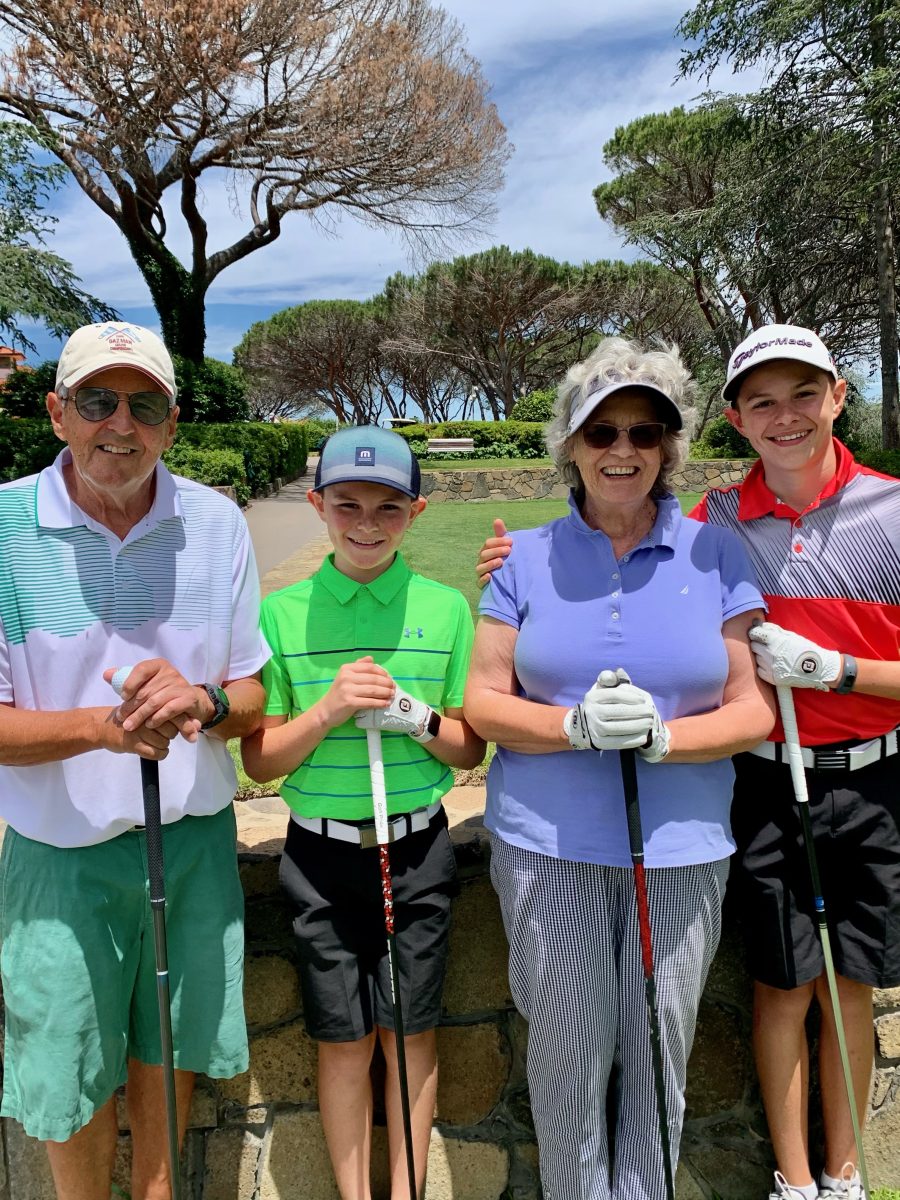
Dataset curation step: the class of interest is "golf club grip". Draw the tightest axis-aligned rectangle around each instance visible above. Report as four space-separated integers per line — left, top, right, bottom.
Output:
366 728 390 845
619 749 644 861
140 758 166 899
776 686 811 807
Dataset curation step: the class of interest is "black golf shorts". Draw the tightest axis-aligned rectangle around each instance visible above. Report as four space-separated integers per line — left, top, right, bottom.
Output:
279 807 458 1042
731 750 900 990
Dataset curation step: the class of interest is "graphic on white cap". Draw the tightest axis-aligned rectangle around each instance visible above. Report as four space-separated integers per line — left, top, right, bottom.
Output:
110 666 135 697
723 324 837 402
56 322 177 399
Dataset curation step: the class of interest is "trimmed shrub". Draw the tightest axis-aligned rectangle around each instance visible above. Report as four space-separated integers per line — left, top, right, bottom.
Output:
510 388 556 422
0 416 61 483
690 415 756 460
173 357 250 423
855 448 900 478
0 419 306 501
0 361 57 418
163 445 250 506
395 420 546 459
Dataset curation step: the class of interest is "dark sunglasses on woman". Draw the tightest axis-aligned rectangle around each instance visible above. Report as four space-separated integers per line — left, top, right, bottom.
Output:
68 387 172 427
581 422 666 450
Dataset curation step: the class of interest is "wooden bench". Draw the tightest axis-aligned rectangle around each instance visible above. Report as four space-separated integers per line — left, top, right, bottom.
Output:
426 437 475 454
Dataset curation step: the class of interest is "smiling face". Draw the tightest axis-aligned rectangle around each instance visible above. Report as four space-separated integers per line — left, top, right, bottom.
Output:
308 480 427 583
569 389 664 517
727 360 845 470
46 364 178 521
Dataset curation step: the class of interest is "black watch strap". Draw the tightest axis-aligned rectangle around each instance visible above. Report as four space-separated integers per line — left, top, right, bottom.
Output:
200 683 230 729
412 708 441 743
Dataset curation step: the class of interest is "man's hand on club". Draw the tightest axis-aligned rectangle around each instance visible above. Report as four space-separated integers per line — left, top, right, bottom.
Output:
748 622 842 690
475 518 512 588
355 684 434 740
564 668 670 761
104 659 206 743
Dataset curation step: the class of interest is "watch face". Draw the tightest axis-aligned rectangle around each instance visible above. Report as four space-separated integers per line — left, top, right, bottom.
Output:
203 684 230 728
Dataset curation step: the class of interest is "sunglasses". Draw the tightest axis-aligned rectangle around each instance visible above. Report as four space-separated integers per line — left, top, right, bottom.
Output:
581 422 666 450
69 387 172 427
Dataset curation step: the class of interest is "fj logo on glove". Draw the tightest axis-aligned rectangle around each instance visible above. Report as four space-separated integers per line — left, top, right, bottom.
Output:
801 658 818 674
399 697 412 713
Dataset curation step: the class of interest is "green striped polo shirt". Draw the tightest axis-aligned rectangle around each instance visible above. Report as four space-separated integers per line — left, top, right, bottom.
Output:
260 553 474 820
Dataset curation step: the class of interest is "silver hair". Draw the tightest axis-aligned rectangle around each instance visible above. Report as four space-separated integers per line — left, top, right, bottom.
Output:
545 337 696 498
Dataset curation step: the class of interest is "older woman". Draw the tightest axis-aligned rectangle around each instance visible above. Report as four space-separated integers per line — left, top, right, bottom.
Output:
464 338 775 1200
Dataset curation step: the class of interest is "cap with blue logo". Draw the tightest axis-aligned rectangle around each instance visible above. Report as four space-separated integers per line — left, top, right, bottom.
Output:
313 426 422 499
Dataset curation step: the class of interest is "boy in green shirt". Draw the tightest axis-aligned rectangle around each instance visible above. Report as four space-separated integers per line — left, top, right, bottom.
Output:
242 426 484 1198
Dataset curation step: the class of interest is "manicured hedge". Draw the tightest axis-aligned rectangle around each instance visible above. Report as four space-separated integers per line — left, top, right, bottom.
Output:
393 420 546 459
855 448 900 477
0 418 307 501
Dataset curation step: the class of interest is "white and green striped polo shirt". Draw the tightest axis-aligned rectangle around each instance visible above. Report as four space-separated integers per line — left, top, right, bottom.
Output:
0 450 270 847
260 553 474 820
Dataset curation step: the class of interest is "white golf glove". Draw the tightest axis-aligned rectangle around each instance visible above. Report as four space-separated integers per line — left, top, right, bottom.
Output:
748 622 841 690
564 668 670 762
355 685 436 740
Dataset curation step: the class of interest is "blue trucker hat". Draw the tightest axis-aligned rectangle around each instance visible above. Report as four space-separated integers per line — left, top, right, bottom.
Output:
313 425 422 499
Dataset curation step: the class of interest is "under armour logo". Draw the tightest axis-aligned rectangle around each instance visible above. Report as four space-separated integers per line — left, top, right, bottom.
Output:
403 627 424 638
800 657 818 674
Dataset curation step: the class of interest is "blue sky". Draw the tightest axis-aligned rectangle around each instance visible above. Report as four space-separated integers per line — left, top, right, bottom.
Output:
23 1 756 366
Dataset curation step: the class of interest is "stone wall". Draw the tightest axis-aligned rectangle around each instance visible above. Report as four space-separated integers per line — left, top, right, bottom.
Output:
4 793 898 1199
420 460 753 503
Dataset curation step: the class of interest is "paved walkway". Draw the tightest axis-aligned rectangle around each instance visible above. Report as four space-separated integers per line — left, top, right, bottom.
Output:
244 459 330 584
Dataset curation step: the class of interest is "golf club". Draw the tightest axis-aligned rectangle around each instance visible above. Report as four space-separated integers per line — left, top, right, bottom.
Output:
776 684 871 1199
601 671 675 1200
365 726 418 1200
111 666 182 1200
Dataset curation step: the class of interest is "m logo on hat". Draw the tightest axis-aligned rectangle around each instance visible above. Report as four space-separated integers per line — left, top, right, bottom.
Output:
356 447 375 466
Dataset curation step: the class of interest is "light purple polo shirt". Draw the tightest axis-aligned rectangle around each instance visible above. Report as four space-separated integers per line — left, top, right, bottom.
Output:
478 494 764 868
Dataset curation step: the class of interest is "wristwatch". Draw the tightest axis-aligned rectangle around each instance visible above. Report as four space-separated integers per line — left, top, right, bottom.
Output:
410 709 442 743
834 655 858 695
200 683 230 729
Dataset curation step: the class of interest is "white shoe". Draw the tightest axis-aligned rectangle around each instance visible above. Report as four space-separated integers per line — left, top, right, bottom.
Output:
819 1163 866 1200
768 1171 819 1199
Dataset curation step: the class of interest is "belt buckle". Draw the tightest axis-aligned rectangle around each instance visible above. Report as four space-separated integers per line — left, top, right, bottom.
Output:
813 749 850 771
358 824 379 850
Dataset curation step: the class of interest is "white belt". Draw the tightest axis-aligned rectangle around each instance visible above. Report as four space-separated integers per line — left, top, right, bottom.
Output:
291 800 442 848
749 729 899 772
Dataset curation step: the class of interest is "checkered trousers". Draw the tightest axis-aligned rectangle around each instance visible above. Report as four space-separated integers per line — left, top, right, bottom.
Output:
490 836 729 1200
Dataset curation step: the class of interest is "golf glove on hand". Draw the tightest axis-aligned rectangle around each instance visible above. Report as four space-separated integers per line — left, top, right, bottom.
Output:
564 668 670 761
355 685 435 740
748 622 841 690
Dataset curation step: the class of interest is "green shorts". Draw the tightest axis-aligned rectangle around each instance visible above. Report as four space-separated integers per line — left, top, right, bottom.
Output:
0 805 248 1142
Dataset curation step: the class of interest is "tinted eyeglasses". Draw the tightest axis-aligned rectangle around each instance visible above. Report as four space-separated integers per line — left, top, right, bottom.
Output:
581 422 666 450
68 387 172 427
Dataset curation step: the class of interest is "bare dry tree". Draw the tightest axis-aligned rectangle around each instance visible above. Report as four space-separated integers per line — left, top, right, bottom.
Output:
0 0 509 360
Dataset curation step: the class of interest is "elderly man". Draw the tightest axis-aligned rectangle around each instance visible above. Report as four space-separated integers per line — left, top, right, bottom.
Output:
0 322 269 1200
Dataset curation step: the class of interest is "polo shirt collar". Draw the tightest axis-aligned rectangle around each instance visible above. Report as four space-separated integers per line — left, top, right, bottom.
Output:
566 490 680 551
316 552 412 606
36 449 184 532
736 438 860 521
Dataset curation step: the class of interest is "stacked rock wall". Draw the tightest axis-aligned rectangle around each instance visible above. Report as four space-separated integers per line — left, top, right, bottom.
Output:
420 461 753 503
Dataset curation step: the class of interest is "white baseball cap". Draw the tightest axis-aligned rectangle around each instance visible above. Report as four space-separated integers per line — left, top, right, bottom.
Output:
567 375 684 436
723 323 837 403
55 322 177 399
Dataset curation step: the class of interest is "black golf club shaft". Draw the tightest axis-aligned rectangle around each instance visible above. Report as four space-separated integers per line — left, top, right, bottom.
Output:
367 730 418 1199
140 758 182 1200
620 749 676 1200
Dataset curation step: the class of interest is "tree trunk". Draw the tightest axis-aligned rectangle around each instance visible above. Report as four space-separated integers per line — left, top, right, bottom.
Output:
124 234 207 364
871 3 900 448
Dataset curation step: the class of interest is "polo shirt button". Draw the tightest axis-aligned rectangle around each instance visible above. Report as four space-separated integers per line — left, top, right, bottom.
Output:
793 543 803 553
622 556 630 563
612 591 619 599
611 612 620 620
611 573 620 581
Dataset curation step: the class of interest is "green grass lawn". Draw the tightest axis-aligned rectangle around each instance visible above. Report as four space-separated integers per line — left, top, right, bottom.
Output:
403 493 703 613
